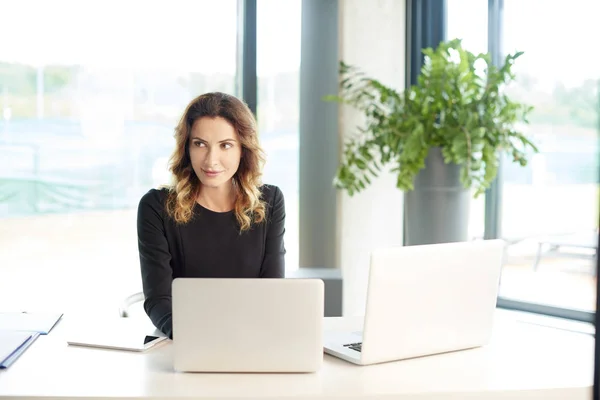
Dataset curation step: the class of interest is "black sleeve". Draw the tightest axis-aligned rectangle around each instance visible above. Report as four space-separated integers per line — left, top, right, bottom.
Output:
259 186 286 278
137 190 174 338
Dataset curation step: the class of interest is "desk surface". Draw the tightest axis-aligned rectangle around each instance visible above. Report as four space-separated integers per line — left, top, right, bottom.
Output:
0 310 594 400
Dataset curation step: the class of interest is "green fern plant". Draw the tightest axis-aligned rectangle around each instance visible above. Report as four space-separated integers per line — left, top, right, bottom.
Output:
324 38 538 197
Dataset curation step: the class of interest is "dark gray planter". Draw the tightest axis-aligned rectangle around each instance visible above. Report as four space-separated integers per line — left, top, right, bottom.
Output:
404 147 470 246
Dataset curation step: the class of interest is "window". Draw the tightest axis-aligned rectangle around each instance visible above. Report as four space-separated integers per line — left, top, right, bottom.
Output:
446 0 488 55
446 0 488 242
446 0 599 318
0 1 239 315
257 0 301 271
498 0 599 312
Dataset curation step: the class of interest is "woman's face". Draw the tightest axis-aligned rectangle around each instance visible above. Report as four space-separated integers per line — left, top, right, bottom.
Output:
188 116 242 189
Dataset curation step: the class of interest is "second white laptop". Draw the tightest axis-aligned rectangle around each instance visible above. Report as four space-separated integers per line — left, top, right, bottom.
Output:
172 278 324 373
324 239 505 366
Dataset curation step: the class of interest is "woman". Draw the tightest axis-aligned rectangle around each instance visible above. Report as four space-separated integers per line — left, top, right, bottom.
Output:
137 92 286 338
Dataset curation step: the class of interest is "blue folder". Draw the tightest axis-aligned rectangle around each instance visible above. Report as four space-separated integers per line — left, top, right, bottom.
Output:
0 312 62 334
0 331 40 369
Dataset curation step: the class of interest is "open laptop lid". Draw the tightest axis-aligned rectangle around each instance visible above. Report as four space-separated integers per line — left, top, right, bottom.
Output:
172 278 324 373
360 239 505 365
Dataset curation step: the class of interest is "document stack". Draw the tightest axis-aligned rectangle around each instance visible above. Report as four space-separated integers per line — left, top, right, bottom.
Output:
0 311 62 369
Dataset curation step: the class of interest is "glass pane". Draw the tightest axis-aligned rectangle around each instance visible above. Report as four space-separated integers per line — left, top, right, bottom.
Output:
446 0 488 55
498 0 600 311
446 0 489 241
0 1 239 316
257 0 301 271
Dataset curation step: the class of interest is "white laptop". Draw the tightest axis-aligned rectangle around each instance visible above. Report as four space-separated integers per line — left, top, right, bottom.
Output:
172 278 324 373
324 239 505 366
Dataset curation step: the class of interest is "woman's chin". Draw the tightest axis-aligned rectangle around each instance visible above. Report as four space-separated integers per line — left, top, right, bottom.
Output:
200 177 231 189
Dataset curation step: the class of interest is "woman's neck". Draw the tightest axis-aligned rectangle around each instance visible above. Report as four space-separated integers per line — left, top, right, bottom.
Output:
197 183 236 212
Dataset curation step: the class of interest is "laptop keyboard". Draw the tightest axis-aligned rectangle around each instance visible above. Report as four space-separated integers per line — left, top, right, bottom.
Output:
343 342 362 352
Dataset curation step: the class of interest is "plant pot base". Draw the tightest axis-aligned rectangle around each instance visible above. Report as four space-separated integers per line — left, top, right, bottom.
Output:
404 147 471 246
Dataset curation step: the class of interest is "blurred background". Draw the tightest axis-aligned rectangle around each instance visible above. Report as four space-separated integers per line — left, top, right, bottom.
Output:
0 0 598 324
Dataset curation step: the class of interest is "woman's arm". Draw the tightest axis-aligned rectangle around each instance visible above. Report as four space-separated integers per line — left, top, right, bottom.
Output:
137 190 174 338
260 186 286 278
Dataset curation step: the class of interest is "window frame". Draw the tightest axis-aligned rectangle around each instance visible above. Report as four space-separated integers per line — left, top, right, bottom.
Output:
486 0 595 323
406 0 596 323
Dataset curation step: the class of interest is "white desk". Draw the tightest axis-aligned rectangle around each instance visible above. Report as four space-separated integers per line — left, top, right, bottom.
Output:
0 310 594 400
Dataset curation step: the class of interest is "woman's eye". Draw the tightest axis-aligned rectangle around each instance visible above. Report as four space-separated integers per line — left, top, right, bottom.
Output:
193 141 204 147
222 143 232 149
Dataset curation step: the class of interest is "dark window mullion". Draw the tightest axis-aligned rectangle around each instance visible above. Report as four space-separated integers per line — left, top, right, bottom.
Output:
237 0 257 116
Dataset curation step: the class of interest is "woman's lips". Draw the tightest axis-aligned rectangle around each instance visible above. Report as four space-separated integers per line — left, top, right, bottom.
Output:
202 169 223 178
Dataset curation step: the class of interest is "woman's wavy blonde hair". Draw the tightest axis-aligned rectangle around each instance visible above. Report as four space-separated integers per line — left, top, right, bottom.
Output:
165 92 266 231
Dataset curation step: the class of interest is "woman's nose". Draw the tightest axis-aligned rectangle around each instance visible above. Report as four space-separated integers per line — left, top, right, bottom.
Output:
206 149 219 166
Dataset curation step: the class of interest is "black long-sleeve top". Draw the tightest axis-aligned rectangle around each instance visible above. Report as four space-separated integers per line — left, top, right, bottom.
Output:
136 184 286 338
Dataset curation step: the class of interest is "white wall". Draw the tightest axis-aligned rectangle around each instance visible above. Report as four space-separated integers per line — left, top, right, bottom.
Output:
336 0 406 317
